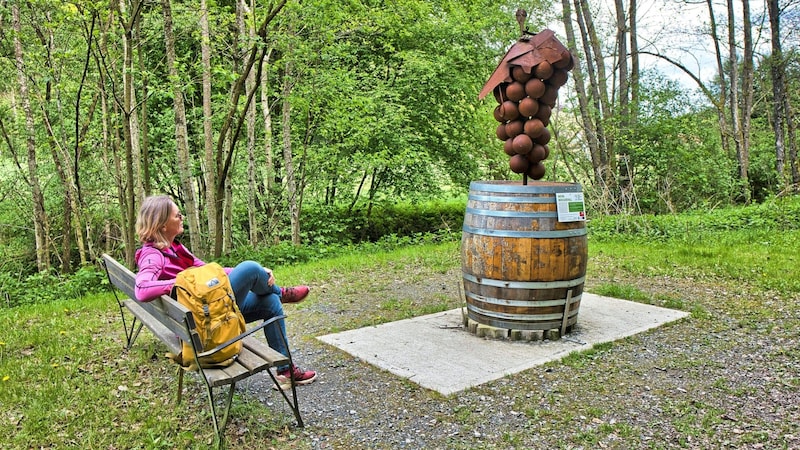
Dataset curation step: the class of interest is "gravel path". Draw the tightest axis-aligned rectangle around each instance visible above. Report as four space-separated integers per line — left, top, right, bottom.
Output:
239 266 800 449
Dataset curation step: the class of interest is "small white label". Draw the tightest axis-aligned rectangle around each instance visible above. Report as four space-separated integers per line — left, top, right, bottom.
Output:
556 192 586 222
206 278 220 287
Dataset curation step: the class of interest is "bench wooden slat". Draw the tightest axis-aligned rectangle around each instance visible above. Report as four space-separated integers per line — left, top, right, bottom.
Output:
122 299 183 355
126 297 193 344
207 362 251 387
148 295 198 331
233 344 271 372
107 269 137 300
243 335 290 367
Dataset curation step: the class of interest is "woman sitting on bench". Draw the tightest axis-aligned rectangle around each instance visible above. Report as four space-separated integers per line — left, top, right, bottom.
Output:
133 195 317 390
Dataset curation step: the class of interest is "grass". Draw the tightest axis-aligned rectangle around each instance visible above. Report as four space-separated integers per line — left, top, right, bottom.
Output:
0 295 292 449
1 219 799 448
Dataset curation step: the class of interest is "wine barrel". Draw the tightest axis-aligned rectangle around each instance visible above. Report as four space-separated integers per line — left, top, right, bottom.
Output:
461 180 588 331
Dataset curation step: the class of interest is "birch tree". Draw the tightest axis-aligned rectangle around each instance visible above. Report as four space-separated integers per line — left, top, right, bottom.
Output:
12 3 50 272
113 0 144 263
200 0 217 244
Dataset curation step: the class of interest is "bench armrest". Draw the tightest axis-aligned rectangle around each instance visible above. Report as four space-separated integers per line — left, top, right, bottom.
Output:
195 314 287 360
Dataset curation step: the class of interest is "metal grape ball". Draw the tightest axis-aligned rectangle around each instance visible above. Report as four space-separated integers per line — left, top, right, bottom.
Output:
518 97 539 118
529 143 546 162
500 100 520 121
540 85 558 106
493 105 504 122
525 78 546 98
512 134 533 155
527 161 546 179
548 69 569 88
534 127 551 145
535 103 552 124
496 123 509 141
524 118 545 138
533 61 554 80
505 119 524 138
506 81 526 102
509 154 530 173
511 65 532 83
503 138 516 156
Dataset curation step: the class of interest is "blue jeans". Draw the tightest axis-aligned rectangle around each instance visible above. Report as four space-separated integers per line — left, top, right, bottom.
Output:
227 260 290 368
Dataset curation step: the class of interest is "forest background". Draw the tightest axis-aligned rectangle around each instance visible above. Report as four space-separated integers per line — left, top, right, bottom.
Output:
0 0 798 308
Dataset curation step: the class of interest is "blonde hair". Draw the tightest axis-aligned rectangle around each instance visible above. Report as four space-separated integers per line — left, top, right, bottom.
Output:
136 195 176 249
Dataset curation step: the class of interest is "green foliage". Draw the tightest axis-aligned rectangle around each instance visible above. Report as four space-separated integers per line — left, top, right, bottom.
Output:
300 198 465 245
287 0 515 206
588 195 800 242
747 118 784 202
219 223 461 270
0 265 106 309
625 73 737 212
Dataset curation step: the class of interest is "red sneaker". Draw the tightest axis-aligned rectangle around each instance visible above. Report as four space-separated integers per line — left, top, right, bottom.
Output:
280 285 309 303
274 365 317 390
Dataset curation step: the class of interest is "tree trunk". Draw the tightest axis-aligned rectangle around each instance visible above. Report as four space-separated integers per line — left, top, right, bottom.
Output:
767 0 786 179
260 49 278 242
116 0 143 263
573 0 614 198
706 0 732 159
739 0 754 202
562 0 600 187
200 0 217 245
94 6 131 261
72 12 100 266
726 0 747 201
629 0 639 122
31 10 78 272
614 0 631 197
282 57 301 245
12 4 50 272
162 0 202 253
135 15 151 196
241 0 259 245
786 99 799 190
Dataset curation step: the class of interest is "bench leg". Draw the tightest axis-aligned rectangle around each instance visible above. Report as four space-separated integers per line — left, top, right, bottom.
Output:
218 382 236 441
267 370 304 427
201 378 235 448
117 302 145 350
176 366 184 404
265 323 304 427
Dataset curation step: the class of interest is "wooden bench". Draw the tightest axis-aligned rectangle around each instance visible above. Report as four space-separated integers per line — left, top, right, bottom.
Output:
101 253 303 445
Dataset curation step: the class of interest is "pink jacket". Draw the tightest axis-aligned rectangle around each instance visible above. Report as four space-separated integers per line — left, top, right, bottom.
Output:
134 242 230 302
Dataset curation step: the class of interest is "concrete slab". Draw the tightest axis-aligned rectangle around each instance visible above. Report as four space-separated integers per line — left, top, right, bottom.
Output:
317 293 689 396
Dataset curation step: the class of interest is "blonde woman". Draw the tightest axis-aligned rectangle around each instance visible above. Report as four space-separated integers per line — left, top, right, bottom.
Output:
134 195 316 389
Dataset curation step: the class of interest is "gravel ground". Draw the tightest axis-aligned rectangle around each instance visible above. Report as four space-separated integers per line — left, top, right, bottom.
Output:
239 264 800 450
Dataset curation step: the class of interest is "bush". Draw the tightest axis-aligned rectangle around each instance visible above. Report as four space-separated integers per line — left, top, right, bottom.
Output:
0 265 107 309
588 195 800 242
301 199 465 245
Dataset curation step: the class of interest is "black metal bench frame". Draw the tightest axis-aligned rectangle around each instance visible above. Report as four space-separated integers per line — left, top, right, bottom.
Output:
101 254 304 445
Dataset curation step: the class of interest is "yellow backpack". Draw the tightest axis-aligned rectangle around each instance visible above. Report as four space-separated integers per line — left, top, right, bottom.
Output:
173 263 246 368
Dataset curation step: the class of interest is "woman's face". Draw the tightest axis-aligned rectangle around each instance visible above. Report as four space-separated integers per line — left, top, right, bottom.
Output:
163 202 184 242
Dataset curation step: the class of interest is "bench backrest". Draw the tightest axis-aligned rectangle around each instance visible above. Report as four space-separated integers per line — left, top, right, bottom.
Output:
101 253 198 346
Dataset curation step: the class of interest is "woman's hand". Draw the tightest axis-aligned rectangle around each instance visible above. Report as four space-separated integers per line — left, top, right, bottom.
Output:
265 268 275 286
